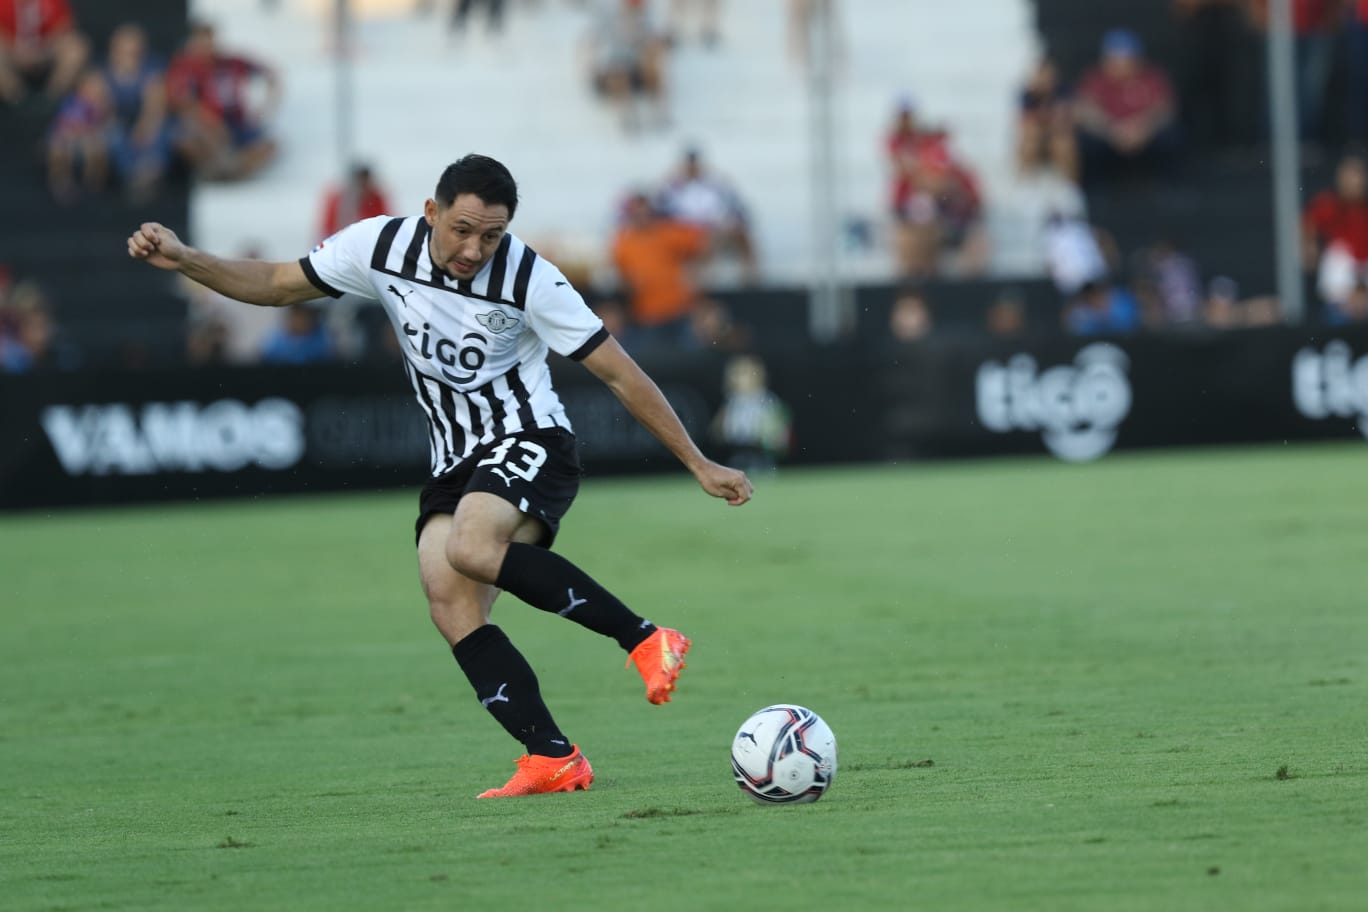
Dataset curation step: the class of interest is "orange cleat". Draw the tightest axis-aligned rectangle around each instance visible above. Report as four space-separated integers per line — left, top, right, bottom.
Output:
476 745 594 798
626 627 691 705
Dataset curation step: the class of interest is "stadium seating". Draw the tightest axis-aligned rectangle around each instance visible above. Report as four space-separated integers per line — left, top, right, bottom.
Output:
191 0 1037 283
1033 0 1279 296
0 0 189 363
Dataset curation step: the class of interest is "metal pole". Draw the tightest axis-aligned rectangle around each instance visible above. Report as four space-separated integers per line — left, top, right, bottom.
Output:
806 0 843 343
335 0 355 166
1267 0 1303 322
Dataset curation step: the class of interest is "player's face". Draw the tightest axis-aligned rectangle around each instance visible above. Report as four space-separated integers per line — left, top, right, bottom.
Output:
424 194 511 280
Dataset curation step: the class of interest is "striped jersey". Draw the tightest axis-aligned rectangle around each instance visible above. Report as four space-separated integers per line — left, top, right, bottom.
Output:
299 215 608 477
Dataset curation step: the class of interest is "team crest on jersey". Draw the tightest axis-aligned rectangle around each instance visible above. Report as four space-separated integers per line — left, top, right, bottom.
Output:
476 310 520 334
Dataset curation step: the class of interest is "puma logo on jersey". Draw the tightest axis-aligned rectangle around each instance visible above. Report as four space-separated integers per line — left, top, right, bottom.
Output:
480 683 510 707
558 589 588 617
475 310 519 334
489 467 516 488
387 284 414 307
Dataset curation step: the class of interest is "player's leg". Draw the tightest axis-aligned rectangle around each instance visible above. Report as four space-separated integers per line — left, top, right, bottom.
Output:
446 491 661 651
418 513 578 755
446 458 689 706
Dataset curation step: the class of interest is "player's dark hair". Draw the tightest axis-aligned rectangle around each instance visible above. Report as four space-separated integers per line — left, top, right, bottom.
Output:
434 155 519 219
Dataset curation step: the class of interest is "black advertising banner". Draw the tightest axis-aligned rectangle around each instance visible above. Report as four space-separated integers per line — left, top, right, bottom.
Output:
2 325 1366 509
0 358 722 510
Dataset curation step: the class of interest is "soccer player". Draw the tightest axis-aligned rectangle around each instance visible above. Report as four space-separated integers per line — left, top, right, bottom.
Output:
126 154 753 797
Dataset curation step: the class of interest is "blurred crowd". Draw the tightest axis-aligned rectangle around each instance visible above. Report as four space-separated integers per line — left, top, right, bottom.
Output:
5 0 1368 376
2 1 280 205
884 0 1368 340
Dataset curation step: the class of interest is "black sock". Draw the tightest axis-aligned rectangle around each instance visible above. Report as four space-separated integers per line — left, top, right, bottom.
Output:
495 542 657 652
450 624 573 758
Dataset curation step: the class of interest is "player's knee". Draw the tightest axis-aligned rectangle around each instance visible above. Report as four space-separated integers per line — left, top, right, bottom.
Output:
427 594 489 644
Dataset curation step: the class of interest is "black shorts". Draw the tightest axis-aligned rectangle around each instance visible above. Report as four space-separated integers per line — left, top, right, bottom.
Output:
414 428 581 548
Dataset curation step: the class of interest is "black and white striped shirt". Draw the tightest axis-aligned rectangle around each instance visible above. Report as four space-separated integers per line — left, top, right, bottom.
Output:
299 215 608 476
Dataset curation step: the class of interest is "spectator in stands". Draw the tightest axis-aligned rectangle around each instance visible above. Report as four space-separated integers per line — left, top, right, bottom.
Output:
887 103 988 278
1303 154 1368 309
886 97 940 169
320 163 392 239
1202 275 1242 328
711 355 791 474
1074 29 1179 185
610 191 709 349
185 314 229 365
1248 0 1340 145
1173 0 1255 151
1202 275 1281 328
887 287 933 342
686 296 750 352
1017 56 1078 183
0 0 88 104
1064 280 1141 336
260 303 334 365
985 288 1027 337
668 0 721 48
0 278 74 371
103 24 172 202
167 22 280 181
450 0 505 37
657 147 758 283
1326 281 1368 323
1349 1 1368 145
1131 238 1204 327
586 0 669 132
1043 211 1117 298
45 68 113 203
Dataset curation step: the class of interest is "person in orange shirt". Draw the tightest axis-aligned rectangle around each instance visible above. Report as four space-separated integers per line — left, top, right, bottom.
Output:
610 192 709 348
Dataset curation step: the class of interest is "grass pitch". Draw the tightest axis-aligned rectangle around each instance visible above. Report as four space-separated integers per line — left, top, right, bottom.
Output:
2 444 1365 911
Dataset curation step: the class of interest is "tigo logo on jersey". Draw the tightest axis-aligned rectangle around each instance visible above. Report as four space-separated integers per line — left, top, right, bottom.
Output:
403 322 488 384
975 343 1132 461
1292 340 1368 439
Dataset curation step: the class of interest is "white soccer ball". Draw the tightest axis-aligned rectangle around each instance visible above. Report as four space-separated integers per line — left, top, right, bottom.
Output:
730 704 838 804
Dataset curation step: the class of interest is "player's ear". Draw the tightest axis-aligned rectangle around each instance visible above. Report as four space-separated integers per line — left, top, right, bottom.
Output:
423 198 438 225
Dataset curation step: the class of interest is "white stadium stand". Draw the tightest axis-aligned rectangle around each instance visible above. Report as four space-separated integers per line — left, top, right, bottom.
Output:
191 0 1052 284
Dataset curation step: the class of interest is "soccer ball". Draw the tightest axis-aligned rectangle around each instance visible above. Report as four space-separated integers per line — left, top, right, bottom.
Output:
730 704 838 804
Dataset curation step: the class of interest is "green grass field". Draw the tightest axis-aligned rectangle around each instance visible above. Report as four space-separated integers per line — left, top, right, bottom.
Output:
2 444 1366 911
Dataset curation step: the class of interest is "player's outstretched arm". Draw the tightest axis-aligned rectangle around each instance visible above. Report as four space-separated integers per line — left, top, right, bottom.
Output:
127 222 321 308
581 337 753 506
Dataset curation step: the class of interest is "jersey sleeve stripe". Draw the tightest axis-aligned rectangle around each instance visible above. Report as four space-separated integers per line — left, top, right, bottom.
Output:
400 220 430 278
567 327 610 362
511 245 538 310
370 217 406 271
297 256 344 299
